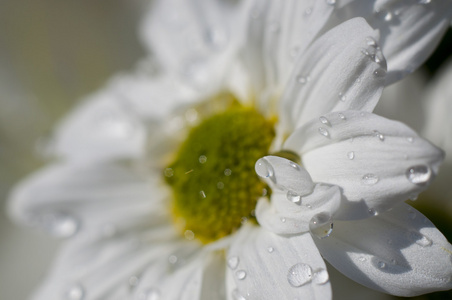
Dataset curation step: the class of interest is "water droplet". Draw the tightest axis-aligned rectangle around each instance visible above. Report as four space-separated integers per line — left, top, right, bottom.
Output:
358 257 366 262
325 0 336 6
407 137 414 143
164 168 174 177
65 284 85 300
419 0 431 4
267 247 274 253
347 151 355 160
228 256 240 270
318 127 330 137
362 174 379 185
287 263 313 287
373 68 386 77
198 155 207 164
255 159 275 180
375 9 393 22
338 92 346 102
338 113 346 120
312 269 329 285
168 255 178 264
368 208 378 216
224 168 232 176
406 165 431 185
297 75 307 84
416 234 433 247
304 7 313 16
287 190 302 205
184 230 195 240
236 270 247 280
280 217 286 223
217 181 224 189
373 130 385 141
232 289 246 300
309 213 333 239
42 212 80 238
319 116 330 126
378 261 386 269
199 190 206 198
366 37 377 46
361 48 370 56
139 288 161 300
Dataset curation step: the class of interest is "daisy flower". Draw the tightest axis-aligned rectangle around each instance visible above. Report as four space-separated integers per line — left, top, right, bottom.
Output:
8 0 452 299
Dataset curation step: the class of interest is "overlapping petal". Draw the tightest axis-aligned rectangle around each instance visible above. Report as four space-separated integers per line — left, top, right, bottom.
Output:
314 203 452 296
281 17 386 133
226 225 331 300
325 0 452 84
285 110 444 220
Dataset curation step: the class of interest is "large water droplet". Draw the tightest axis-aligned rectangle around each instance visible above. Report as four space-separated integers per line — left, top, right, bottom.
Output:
65 284 85 300
368 208 378 216
287 190 302 205
236 270 247 280
312 269 329 285
255 159 275 182
362 174 379 185
406 165 431 185
287 263 313 287
318 127 330 137
228 256 240 270
309 213 333 239
42 212 80 238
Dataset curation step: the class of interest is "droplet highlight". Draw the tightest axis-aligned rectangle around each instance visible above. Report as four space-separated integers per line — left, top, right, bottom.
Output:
287 263 313 287
309 213 333 239
406 165 431 186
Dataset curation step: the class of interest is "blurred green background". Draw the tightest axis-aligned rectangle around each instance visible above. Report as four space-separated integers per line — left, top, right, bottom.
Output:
0 1 451 299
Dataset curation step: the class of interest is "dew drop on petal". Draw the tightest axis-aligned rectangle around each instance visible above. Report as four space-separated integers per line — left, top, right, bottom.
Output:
325 0 336 6
232 289 246 300
373 68 386 77
378 261 386 269
267 246 274 253
65 284 85 300
287 263 313 287
224 168 232 176
236 270 247 280
347 151 355 160
280 217 286 223
129 275 140 288
338 113 346 120
419 0 431 4
255 159 275 181
318 127 330 137
358 257 366 262
319 116 330 126
406 165 431 185
184 230 195 240
338 92 346 102
198 155 207 164
366 37 377 46
362 174 379 185
287 190 302 205
407 137 414 143
312 269 329 285
297 75 307 84
227 256 240 270
43 212 80 238
139 288 161 300
309 213 333 239
289 161 299 169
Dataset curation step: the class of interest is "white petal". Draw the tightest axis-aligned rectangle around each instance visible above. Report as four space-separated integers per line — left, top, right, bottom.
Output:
255 156 314 196
314 203 452 297
7 162 167 237
324 0 452 84
281 18 385 133
139 0 241 91
242 0 334 94
284 111 444 220
53 90 146 162
226 225 332 299
256 183 342 235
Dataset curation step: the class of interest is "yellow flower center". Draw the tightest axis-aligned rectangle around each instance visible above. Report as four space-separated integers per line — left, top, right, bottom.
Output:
164 99 275 243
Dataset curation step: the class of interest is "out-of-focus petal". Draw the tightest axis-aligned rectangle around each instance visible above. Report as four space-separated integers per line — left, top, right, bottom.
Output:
281 18 385 133
314 203 452 297
285 111 444 220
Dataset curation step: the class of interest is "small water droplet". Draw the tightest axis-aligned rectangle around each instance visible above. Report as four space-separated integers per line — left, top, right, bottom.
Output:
358 257 366 262
139 288 160 300
287 263 313 287
42 212 80 238
318 127 330 137
325 0 336 6
224 168 232 176
267 247 274 253
198 155 207 164
368 208 378 216
347 151 355 160
407 137 414 143
129 275 140 288
319 116 330 126
406 165 431 185
373 130 385 141
366 37 377 46
228 256 240 270
232 289 246 300
289 161 299 169
217 181 224 189
309 213 333 239
280 217 286 223
164 168 174 177
168 255 178 264
375 9 393 21
312 269 329 285
199 190 207 198
304 7 313 16
361 48 370 56
297 75 307 84
373 68 386 77
184 230 195 240
362 174 379 185
338 113 346 120
236 270 247 280
338 92 346 102
65 284 85 300
378 261 386 269
287 190 302 205
419 0 431 4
